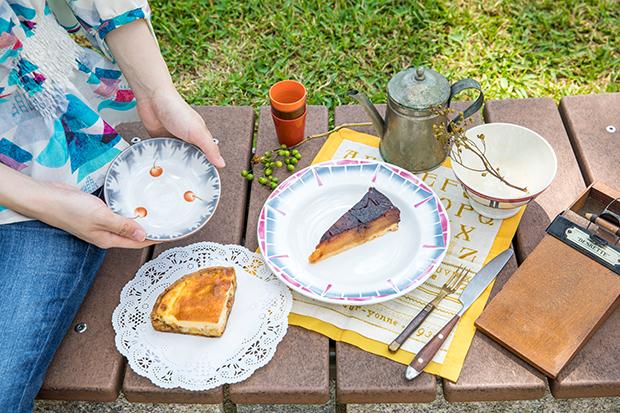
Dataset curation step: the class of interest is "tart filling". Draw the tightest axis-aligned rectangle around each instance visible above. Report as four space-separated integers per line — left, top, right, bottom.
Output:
151 266 236 337
309 188 401 263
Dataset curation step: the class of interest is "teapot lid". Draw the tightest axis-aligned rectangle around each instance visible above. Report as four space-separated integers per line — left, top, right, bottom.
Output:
388 67 450 110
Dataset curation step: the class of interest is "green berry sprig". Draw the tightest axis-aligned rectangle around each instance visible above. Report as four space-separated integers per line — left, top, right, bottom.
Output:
241 144 302 190
240 122 374 191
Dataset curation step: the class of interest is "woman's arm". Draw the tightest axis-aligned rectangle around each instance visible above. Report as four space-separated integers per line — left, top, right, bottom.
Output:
106 20 225 168
105 18 173 106
0 164 156 249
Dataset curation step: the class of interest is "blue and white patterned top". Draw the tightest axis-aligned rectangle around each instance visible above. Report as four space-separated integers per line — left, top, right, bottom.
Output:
0 0 152 224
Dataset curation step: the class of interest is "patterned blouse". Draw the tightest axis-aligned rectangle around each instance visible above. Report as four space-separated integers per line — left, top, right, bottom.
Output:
0 0 153 224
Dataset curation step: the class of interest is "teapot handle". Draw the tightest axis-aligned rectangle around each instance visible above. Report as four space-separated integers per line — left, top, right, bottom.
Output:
447 78 484 129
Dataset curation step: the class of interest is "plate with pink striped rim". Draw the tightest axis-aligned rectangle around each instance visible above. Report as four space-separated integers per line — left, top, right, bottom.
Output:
257 159 450 305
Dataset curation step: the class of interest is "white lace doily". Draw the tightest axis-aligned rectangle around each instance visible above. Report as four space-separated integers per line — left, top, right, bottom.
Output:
112 242 292 390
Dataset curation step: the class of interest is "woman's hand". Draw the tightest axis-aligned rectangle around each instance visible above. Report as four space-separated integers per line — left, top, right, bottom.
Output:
106 20 225 168
40 183 158 249
0 164 156 249
136 88 225 168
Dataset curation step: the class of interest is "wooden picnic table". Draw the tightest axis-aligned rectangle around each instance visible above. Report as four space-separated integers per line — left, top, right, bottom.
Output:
37 93 619 408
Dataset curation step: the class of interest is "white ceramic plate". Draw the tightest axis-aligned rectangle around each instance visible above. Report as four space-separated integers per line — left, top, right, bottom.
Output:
257 159 450 305
104 138 220 240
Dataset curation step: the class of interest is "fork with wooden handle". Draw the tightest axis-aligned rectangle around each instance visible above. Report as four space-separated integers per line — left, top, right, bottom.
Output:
405 248 514 380
388 266 469 352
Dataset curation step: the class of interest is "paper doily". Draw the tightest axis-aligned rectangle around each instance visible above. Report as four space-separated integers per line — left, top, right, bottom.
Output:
112 242 292 390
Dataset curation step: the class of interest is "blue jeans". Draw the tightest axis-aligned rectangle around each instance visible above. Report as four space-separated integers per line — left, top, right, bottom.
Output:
0 220 106 412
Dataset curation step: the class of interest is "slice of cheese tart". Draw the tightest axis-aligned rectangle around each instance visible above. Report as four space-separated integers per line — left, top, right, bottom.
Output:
309 188 401 263
151 266 236 337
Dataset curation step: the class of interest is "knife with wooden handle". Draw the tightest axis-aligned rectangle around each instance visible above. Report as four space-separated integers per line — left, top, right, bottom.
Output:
405 248 514 380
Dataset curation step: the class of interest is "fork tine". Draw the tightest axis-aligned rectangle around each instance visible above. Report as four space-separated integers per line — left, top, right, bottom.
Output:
442 265 462 289
454 268 470 291
447 266 469 292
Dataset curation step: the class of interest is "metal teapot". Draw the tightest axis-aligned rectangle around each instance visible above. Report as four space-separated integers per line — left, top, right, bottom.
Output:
349 67 483 172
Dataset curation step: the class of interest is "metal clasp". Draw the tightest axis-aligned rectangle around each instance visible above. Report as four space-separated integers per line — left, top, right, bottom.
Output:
586 197 620 245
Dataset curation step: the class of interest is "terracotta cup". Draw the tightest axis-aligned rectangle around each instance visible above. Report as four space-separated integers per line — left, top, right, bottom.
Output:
271 109 307 148
269 80 307 146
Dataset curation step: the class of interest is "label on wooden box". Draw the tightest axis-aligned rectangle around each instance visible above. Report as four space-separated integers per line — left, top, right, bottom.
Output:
546 215 620 274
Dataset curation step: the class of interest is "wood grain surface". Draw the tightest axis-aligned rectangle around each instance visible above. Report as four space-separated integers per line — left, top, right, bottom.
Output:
333 104 437 403
229 106 331 404
550 93 620 398
475 234 620 378
38 248 150 401
119 106 254 403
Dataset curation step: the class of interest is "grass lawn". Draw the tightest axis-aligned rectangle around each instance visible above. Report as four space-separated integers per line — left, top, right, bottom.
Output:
150 0 619 111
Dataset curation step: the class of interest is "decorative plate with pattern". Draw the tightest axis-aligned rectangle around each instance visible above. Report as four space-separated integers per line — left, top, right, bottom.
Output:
257 159 450 305
104 137 220 241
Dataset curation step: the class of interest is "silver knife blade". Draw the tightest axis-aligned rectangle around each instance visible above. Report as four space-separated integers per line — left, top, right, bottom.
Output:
457 248 513 315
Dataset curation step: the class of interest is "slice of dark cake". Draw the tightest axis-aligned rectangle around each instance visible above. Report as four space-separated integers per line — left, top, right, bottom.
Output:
308 188 401 263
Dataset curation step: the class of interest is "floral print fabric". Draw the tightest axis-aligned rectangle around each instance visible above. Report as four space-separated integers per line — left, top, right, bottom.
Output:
0 0 151 224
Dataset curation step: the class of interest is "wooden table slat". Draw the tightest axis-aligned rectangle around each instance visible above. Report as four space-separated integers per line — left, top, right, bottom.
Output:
442 99 580 401
333 104 437 403
38 248 150 401
550 93 620 398
485 98 586 260
332 102 545 403
468 98 590 399
229 105 331 404
559 93 620 186
121 106 255 403
442 254 547 401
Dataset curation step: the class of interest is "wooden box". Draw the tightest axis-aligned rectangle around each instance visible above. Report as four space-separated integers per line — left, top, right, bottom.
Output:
475 182 620 378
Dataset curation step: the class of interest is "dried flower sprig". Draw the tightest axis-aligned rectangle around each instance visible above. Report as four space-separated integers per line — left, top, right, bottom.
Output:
288 122 373 149
433 107 527 193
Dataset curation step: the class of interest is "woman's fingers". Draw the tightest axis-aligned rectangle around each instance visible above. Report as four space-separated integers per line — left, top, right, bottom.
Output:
100 210 147 242
141 90 227 168
187 115 226 168
99 232 160 249
93 213 160 249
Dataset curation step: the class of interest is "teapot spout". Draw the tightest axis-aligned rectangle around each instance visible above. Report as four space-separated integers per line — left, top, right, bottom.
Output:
347 90 385 137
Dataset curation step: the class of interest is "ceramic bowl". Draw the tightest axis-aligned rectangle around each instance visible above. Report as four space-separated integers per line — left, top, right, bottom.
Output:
451 123 557 219
104 137 221 240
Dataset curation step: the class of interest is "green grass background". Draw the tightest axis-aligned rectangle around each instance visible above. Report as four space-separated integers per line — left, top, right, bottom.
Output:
151 0 619 110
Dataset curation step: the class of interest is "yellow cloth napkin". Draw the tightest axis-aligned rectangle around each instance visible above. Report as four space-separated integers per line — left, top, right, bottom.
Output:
287 128 524 382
